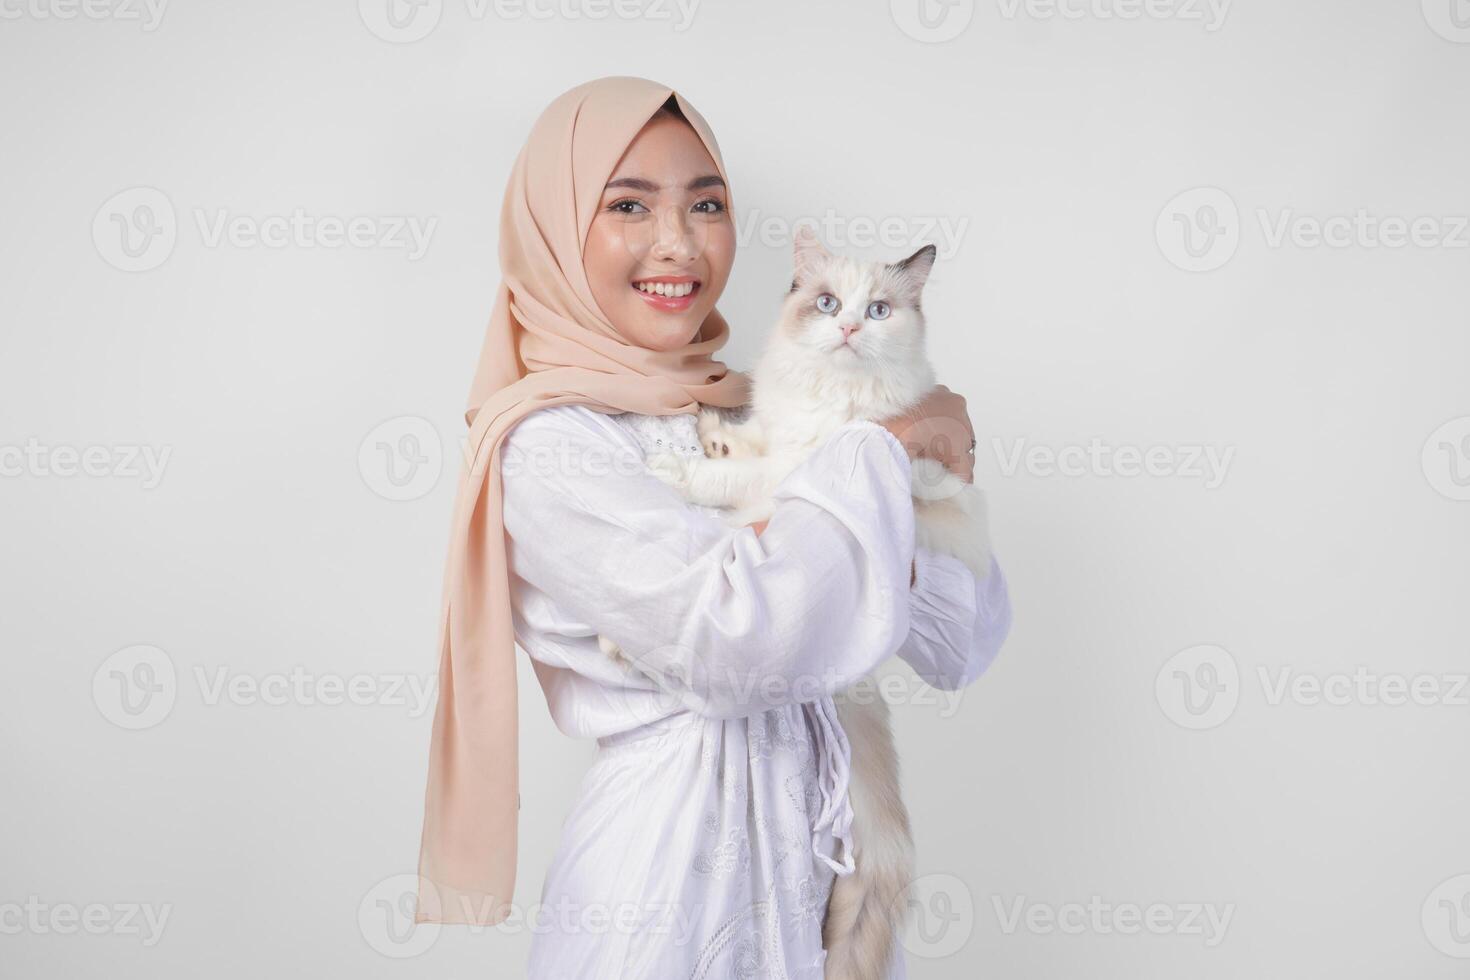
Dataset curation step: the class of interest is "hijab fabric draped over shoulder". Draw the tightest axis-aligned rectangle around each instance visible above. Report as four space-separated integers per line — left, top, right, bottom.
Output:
415 76 748 925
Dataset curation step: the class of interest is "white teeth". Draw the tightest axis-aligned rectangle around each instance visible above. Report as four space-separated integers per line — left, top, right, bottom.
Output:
635 281 695 298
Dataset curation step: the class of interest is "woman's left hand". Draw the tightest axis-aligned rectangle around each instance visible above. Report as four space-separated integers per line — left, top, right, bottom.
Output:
877 384 977 484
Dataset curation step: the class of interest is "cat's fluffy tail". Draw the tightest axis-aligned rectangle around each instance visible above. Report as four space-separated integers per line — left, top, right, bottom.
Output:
825 685 915 980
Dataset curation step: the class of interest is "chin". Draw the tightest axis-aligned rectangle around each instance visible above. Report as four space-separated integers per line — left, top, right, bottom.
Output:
630 315 703 351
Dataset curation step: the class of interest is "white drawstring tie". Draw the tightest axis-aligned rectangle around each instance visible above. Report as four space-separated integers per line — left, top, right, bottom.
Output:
804 696 856 876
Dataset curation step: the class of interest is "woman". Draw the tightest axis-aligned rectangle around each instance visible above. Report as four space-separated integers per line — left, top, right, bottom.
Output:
414 76 1012 979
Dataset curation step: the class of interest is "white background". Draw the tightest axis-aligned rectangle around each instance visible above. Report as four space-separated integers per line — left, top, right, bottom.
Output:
2 0 1468 976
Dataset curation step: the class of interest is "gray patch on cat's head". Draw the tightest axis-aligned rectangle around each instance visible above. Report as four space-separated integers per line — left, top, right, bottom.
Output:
893 243 937 284
883 244 937 311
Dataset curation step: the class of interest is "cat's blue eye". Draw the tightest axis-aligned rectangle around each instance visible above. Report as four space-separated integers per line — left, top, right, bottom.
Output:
867 301 891 320
816 293 840 315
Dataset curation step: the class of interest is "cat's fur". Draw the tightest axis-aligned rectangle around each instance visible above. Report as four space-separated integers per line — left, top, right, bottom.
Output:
612 227 992 979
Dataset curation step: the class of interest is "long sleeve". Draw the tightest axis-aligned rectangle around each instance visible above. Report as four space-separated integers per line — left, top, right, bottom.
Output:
897 547 1013 691
499 405 917 720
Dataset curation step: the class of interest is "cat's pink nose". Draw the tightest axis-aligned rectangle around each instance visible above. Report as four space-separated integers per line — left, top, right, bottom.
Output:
840 322 861 339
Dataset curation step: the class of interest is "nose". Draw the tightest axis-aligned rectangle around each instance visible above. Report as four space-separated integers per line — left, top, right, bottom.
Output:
649 206 699 265
840 321 861 340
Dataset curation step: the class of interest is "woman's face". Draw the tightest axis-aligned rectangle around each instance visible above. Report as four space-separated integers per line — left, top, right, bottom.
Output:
584 111 735 351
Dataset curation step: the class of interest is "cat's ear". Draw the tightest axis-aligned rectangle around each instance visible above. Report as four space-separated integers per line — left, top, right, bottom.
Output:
892 244 937 291
791 224 830 288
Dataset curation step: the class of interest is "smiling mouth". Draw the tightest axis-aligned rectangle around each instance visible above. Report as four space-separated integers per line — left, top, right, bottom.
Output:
631 277 701 311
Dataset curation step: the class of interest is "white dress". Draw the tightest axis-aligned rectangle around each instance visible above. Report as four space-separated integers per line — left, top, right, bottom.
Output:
499 405 1013 980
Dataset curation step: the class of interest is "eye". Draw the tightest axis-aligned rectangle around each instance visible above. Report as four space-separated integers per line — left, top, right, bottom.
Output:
692 197 726 214
866 301 891 320
607 198 649 214
815 293 840 315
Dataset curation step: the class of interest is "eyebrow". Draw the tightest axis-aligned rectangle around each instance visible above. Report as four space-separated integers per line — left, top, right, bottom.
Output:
603 174 726 194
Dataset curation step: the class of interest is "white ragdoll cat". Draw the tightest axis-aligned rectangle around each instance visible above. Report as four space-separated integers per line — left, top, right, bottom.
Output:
606 226 992 980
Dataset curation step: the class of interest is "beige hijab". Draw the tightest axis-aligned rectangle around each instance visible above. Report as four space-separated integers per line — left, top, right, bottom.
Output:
415 76 749 925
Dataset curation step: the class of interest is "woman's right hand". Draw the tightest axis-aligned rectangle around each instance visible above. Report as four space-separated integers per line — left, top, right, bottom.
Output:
876 383 977 483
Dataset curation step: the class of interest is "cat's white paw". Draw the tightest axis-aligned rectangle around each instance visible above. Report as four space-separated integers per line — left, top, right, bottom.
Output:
697 407 733 458
645 451 692 490
597 633 629 666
